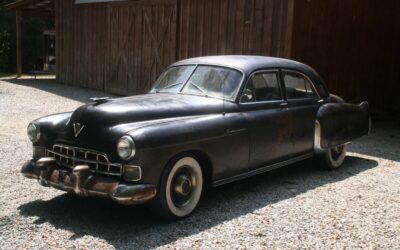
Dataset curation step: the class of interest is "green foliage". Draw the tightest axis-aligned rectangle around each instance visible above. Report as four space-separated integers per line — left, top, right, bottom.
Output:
0 28 10 70
0 0 14 72
0 0 54 72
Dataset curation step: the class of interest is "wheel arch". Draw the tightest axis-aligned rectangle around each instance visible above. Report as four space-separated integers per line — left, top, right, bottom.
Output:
162 150 214 188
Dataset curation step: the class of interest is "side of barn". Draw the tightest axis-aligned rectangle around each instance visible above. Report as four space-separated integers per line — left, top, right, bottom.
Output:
55 0 295 95
53 0 400 113
291 0 400 114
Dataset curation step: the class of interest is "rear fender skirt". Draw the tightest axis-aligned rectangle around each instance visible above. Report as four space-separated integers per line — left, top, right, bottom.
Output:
316 101 371 149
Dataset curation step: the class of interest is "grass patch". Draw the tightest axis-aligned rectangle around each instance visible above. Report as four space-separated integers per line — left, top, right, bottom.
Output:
0 72 56 80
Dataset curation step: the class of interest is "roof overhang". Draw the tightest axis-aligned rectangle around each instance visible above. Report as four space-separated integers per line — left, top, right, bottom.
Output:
75 0 127 4
5 0 54 17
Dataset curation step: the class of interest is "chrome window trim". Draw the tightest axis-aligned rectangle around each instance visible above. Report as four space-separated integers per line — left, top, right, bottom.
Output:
239 69 284 104
282 69 321 100
47 144 123 177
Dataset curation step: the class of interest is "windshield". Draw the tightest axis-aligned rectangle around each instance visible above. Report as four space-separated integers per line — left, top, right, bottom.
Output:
150 65 243 101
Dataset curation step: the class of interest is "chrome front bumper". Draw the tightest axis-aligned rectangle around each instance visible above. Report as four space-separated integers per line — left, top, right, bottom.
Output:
21 157 156 205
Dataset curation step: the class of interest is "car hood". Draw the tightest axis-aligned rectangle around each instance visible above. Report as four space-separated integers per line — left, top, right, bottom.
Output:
39 93 231 161
70 93 225 128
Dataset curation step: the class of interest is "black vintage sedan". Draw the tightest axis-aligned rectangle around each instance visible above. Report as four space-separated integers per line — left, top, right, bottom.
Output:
22 56 370 219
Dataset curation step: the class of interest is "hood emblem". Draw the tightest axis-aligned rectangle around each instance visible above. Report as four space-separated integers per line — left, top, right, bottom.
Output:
73 123 85 138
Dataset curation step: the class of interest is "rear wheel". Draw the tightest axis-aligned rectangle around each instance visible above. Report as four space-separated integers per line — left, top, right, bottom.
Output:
318 144 347 170
151 155 203 220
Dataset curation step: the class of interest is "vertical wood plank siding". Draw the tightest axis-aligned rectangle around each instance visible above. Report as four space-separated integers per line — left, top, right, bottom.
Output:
291 0 400 113
56 0 177 95
177 0 294 59
55 0 294 96
55 0 399 112
106 1 177 95
56 0 107 90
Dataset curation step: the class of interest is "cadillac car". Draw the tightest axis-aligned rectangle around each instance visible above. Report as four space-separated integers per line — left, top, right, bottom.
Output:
22 56 371 219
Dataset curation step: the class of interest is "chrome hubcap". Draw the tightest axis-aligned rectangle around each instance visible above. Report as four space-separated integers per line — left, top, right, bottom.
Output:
174 174 192 197
171 167 196 208
331 145 344 161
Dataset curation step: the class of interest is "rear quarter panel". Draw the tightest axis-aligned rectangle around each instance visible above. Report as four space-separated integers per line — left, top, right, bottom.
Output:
317 101 370 149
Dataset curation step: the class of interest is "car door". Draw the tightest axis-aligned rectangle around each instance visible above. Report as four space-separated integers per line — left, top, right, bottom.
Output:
281 70 322 156
239 70 293 169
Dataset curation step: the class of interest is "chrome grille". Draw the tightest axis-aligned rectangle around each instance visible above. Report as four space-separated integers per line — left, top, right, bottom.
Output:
47 144 122 177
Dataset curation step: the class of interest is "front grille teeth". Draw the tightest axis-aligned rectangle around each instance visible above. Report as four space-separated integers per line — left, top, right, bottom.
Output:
46 144 122 177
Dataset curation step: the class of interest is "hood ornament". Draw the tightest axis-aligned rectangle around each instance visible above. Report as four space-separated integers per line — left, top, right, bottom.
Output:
90 97 110 104
73 123 85 138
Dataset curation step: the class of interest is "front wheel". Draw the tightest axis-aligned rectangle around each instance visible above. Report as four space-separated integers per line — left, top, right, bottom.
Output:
150 155 203 220
317 144 347 170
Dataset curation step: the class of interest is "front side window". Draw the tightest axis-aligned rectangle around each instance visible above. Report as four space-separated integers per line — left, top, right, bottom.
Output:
283 71 318 99
241 72 282 103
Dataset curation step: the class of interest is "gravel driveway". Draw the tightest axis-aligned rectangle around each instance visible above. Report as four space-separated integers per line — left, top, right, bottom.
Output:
0 79 399 249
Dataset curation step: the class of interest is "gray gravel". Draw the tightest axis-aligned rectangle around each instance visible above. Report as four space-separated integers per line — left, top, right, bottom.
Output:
0 78 399 249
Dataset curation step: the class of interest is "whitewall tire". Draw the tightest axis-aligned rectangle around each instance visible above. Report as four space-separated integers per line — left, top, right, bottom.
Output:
151 155 203 219
319 144 347 170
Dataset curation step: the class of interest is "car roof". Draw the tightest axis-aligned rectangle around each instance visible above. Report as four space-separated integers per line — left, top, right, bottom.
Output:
171 55 329 97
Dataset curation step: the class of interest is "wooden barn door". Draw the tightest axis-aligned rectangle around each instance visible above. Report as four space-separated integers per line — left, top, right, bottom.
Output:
106 0 177 95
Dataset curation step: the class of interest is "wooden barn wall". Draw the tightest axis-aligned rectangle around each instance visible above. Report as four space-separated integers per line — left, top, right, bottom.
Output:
55 0 294 95
291 0 400 113
55 0 107 90
106 0 177 95
55 0 177 95
178 0 294 59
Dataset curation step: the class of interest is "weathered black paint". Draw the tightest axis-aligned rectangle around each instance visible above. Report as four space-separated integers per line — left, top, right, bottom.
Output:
29 56 370 196
317 101 370 149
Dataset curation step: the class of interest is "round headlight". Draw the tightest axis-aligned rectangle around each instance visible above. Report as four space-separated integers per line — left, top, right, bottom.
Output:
27 123 40 143
117 136 135 160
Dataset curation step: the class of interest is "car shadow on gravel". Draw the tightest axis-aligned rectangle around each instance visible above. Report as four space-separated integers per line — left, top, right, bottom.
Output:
348 121 400 162
18 156 377 249
6 79 116 103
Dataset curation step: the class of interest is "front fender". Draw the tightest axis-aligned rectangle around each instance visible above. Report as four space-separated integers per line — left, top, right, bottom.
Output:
127 113 249 185
33 112 72 147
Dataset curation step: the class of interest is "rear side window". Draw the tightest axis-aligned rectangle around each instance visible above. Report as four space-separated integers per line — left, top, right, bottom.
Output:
241 72 282 103
283 71 318 99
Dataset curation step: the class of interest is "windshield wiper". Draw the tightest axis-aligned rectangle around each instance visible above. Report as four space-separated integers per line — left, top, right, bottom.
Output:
155 82 183 93
187 81 207 95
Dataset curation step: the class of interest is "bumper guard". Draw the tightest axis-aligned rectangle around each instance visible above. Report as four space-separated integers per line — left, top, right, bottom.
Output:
21 157 156 205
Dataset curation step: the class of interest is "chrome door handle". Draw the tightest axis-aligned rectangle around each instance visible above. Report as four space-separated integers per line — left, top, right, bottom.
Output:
280 102 289 107
226 128 247 134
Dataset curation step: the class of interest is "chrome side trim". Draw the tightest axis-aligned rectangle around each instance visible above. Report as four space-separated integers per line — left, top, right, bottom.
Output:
212 153 314 187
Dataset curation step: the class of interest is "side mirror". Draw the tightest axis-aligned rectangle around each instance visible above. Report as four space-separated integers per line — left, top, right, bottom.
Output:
241 88 253 102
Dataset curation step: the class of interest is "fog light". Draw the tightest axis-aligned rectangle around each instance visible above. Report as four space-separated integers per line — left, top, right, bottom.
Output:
33 146 46 159
123 165 142 181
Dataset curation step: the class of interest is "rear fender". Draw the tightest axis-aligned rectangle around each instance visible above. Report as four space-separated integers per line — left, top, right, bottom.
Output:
315 101 371 149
